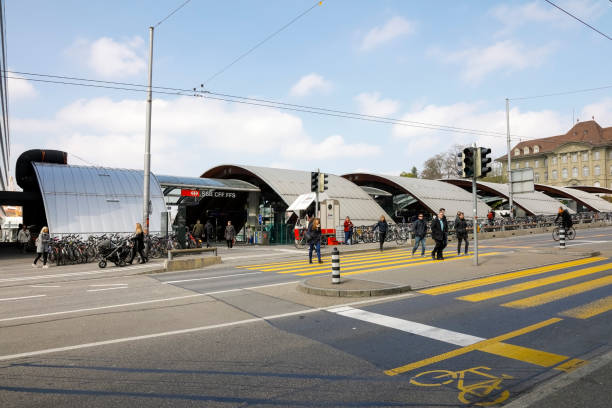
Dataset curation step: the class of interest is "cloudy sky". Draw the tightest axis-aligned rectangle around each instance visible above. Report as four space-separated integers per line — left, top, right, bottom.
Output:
5 0 612 178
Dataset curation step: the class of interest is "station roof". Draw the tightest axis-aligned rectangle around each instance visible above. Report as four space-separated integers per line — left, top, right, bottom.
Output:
535 184 612 212
442 179 573 215
567 185 612 195
202 165 392 226
33 163 166 234
155 174 260 192
343 173 491 220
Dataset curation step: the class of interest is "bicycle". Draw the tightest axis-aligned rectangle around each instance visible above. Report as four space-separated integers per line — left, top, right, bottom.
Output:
410 366 512 407
294 229 307 249
552 224 576 241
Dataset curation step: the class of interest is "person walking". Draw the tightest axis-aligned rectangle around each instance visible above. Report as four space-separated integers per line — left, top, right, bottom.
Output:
224 220 236 248
454 212 469 255
192 219 204 247
308 217 322 264
439 208 449 251
411 213 427 256
128 223 147 264
430 210 446 260
487 210 495 226
17 225 30 253
204 219 214 247
343 216 354 245
373 215 388 252
32 226 50 268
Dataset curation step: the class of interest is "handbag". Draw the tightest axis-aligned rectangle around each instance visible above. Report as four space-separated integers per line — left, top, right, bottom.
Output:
304 230 312 242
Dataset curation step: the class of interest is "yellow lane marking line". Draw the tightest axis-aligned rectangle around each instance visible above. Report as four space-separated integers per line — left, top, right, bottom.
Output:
385 318 571 376
559 295 612 319
459 264 612 303
478 342 569 367
419 257 605 296
502 274 612 309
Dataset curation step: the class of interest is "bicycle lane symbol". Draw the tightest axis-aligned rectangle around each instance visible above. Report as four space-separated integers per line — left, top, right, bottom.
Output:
410 366 513 407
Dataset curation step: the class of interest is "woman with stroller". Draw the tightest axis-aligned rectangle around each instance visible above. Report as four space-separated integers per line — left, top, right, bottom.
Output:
128 223 147 264
32 226 50 268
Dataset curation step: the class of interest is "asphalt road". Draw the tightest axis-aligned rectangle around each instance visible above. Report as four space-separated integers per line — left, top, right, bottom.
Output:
0 227 611 407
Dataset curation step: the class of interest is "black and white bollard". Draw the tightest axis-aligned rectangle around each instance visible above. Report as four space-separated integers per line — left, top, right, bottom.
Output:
331 247 340 284
559 228 566 249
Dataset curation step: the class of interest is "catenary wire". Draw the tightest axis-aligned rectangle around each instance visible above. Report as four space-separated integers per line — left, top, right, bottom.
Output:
543 0 612 41
203 0 325 85
154 0 193 28
509 83 612 101
4 69 514 138
3 74 525 141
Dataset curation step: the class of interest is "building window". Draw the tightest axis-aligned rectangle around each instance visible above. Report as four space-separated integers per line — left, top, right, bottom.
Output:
594 151 600 160
562 154 568 163
525 161 530 168
552 156 557 165
552 170 558 180
582 152 588 161
572 167 578 178
535 173 540 182
594 165 600 176
562 168 568 179
582 166 589 177
516 162 520 169
535 160 539 168
534 145 540 153
524 147 530 155
594 181 600 187
514 148 520 156
572 153 578 162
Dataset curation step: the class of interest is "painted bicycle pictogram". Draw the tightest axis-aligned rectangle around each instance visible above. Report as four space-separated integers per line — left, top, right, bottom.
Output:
410 366 513 406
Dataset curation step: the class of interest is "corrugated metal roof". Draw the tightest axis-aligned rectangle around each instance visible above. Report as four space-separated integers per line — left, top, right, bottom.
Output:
477 181 573 215
33 163 166 234
155 174 260 192
232 165 392 226
537 184 612 212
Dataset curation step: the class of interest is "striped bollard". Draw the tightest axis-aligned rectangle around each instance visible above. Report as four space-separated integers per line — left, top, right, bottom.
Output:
332 247 340 284
559 228 566 249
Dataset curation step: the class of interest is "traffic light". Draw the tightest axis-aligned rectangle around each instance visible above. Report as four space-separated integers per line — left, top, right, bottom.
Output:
477 147 492 178
319 173 329 192
311 171 319 192
457 152 464 177
461 147 475 178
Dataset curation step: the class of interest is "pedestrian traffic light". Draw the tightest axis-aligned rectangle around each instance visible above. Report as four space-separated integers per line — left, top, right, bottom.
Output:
461 147 475 178
311 171 319 192
319 173 328 192
477 147 492 178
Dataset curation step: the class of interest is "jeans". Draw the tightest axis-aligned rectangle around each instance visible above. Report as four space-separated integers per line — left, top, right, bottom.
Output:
457 234 468 254
309 241 321 262
379 232 386 251
226 239 233 248
33 252 48 265
344 230 352 245
412 235 426 255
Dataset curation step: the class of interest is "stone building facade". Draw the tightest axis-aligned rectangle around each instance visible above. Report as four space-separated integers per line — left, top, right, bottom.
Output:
496 120 612 188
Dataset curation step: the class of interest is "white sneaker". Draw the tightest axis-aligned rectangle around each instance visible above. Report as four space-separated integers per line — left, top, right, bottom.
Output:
32 263 37 268
42 265 49 269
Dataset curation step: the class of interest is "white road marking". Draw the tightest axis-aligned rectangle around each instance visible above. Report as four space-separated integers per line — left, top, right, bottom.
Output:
29 285 61 288
87 287 129 292
328 306 484 347
162 272 261 284
89 284 128 287
0 264 162 283
0 295 47 302
0 292 417 362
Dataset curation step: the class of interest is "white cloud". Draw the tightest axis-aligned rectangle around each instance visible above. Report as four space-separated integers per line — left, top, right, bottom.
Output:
66 36 146 79
580 98 612 126
11 96 381 175
355 92 399 117
432 40 554 83
289 73 332 97
360 16 415 51
7 72 37 100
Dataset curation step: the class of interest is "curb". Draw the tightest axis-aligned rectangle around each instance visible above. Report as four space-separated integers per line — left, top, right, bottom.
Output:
298 277 411 297
526 249 601 257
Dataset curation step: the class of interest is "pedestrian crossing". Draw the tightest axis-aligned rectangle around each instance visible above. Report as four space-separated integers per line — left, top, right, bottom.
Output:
237 248 500 277
419 256 612 319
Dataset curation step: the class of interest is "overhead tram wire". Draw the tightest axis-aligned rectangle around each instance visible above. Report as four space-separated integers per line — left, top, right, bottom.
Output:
154 0 193 28
202 0 326 86
509 83 612 101
543 0 612 41
3 70 515 139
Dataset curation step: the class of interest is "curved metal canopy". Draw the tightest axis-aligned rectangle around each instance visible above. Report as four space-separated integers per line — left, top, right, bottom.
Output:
535 184 612 212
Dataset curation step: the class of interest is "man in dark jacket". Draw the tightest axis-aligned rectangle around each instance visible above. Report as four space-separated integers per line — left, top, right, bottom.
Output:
555 207 573 231
373 215 389 252
204 220 214 248
192 219 204 247
411 213 427 256
430 210 447 260
454 212 469 255
439 208 449 250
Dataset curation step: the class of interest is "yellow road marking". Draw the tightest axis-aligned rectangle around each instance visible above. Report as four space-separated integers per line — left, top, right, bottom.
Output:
418 257 605 296
478 342 569 367
556 358 588 372
385 318 564 376
559 295 612 319
458 263 612 303
502 274 612 309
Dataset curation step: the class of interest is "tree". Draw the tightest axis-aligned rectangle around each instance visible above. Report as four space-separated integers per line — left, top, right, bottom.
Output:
400 166 418 178
420 145 466 179
420 154 444 179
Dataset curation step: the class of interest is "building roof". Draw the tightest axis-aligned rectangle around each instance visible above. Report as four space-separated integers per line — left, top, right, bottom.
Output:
33 163 166 234
155 174 260 192
202 165 392 226
535 184 612 212
496 120 612 161
343 173 491 220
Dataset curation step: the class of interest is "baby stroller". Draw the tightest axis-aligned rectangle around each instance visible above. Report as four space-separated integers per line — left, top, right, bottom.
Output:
98 239 131 268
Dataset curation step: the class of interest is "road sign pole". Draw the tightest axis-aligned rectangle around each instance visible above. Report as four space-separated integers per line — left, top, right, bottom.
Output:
506 98 514 219
143 26 154 235
315 168 320 218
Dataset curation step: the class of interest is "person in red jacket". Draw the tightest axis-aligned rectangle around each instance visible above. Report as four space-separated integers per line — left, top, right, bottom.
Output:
343 216 354 245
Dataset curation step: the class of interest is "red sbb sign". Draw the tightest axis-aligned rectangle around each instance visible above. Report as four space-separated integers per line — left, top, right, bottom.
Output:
181 189 200 197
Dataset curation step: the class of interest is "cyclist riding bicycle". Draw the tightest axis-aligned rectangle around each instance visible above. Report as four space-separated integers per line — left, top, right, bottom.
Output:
555 206 573 231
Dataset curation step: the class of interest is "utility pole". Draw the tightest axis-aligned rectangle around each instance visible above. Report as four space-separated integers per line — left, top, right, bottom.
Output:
506 98 513 219
143 26 154 234
472 143 479 266
315 167 320 218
